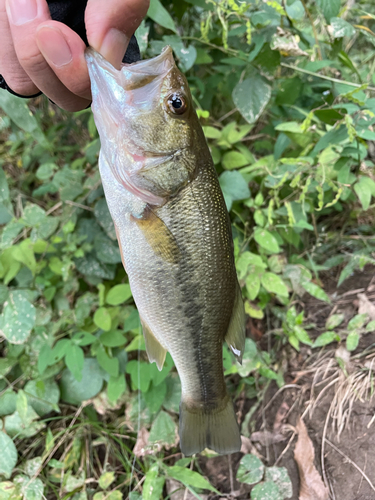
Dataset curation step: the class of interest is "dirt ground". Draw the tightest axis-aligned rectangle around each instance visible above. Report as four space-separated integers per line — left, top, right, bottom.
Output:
197 265 375 500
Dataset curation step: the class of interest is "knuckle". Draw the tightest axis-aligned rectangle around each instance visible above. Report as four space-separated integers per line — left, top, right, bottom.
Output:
17 49 47 75
2 72 38 96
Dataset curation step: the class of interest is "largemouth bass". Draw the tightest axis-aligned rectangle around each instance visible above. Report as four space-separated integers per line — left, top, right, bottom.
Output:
85 46 245 456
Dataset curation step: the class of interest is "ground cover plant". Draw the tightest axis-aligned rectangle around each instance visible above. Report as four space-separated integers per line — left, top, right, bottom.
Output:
1 0 375 498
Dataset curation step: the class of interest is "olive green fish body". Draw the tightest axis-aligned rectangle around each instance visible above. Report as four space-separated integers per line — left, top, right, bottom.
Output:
86 47 245 455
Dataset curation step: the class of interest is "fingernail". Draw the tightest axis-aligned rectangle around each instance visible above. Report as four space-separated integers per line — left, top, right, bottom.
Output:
37 27 72 67
7 0 38 25
98 29 129 69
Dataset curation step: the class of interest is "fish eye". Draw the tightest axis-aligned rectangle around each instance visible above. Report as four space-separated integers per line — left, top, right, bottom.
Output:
166 93 188 115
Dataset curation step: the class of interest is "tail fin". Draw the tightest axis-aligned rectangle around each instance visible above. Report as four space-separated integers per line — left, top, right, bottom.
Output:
179 397 241 456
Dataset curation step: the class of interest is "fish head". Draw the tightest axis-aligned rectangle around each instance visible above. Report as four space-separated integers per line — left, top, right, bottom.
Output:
86 46 207 205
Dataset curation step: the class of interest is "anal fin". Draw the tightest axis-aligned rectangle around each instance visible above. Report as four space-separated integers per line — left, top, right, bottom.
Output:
131 206 181 264
225 284 246 364
141 317 167 371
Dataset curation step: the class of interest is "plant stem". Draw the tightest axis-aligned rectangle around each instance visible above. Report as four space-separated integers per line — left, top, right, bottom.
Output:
281 62 375 91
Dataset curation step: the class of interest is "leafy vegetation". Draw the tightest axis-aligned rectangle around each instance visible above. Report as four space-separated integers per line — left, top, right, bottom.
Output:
1 0 375 498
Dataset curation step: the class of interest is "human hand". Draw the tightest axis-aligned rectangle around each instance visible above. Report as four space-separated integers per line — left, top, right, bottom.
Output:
0 0 149 111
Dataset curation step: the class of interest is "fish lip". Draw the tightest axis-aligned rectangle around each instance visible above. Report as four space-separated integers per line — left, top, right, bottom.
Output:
85 45 174 79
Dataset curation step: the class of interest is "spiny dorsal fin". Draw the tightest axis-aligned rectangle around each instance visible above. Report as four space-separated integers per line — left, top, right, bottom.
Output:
131 207 181 264
141 317 167 371
225 284 246 364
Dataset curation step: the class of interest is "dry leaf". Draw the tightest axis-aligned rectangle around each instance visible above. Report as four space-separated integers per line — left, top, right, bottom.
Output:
271 28 308 56
294 419 329 500
133 427 153 457
358 293 375 320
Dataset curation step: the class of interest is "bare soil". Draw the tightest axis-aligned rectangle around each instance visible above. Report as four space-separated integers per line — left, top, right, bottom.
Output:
198 265 375 500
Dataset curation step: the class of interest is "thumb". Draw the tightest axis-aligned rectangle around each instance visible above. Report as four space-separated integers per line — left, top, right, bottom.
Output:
85 0 149 68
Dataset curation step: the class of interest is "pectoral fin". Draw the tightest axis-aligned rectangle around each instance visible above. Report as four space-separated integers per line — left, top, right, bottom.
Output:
225 284 246 364
141 317 167 371
131 207 181 264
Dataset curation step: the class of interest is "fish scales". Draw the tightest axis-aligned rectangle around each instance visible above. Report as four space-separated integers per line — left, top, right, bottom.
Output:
86 46 246 455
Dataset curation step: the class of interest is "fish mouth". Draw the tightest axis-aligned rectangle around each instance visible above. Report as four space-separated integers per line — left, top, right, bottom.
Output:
85 45 174 91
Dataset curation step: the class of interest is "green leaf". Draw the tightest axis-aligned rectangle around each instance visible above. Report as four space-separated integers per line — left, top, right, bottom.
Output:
254 229 280 254
148 411 176 447
60 358 104 405
97 347 119 377
106 284 132 306
246 274 261 301
261 273 289 297
94 307 112 331
143 465 165 500
167 466 217 492
354 177 374 211
366 320 375 332
293 326 312 346
0 481 21 499
0 390 17 417
163 35 197 72
98 472 115 490
24 379 60 416
326 313 345 330
0 433 17 478
251 481 282 500
0 168 10 202
94 232 122 264
219 171 250 211
4 405 45 438
107 374 126 402
347 313 367 330
203 126 221 139
22 204 46 227
232 75 272 124
0 93 47 146
222 151 250 170
147 0 177 33
301 281 330 303
316 0 340 22
65 344 85 382
346 331 360 351
331 17 356 38
15 476 44 500
264 467 292 498
313 331 340 347
236 454 264 485
0 291 36 344
94 198 116 241
143 381 167 414
245 301 264 319
100 330 126 347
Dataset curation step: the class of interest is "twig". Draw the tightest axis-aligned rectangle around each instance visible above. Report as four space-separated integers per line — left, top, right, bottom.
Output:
263 384 301 413
280 63 375 91
300 0 322 60
325 439 375 492
228 454 234 497
65 200 94 212
274 430 297 466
